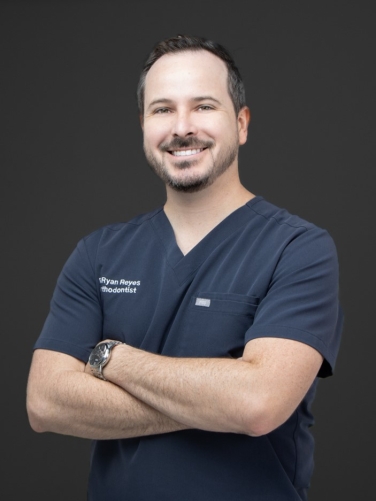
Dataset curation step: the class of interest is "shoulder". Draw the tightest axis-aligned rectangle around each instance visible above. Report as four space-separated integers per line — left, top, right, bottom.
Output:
78 207 163 248
59 207 163 271
246 196 317 232
242 197 339 281
245 196 336 248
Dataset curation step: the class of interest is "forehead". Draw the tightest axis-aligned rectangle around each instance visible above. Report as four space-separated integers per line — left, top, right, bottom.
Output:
144 50 230 105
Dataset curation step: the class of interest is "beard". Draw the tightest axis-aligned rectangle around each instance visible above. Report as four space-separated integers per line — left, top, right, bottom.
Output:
144 136 238 193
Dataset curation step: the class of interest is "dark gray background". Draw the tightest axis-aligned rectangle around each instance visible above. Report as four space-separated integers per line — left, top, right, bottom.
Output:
2 0 374 499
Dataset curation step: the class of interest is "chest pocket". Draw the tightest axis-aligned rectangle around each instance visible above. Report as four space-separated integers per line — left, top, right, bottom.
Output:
176 292 258 358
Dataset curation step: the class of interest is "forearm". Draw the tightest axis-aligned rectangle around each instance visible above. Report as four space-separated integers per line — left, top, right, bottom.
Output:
104 339 322 437
105 345 261 435
27 350 188 440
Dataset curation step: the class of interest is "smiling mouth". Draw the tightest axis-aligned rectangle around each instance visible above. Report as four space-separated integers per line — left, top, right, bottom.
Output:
170 148 206 157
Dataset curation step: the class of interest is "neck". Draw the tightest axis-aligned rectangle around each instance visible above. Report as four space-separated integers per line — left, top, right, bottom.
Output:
163 168 254 255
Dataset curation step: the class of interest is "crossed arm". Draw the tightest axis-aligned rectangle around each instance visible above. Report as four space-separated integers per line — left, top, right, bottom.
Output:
27 337 323 440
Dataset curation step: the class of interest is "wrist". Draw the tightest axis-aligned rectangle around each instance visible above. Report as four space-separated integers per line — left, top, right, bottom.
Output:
102 343 130 383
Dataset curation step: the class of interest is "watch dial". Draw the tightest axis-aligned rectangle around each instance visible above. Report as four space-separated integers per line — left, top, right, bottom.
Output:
89 343 108 366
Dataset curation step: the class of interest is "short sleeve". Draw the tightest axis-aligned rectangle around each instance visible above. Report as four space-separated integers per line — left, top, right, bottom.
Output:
245 228 343 377
34 238 103 362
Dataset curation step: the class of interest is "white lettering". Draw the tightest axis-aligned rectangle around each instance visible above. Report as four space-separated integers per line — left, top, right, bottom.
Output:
100 280 140 294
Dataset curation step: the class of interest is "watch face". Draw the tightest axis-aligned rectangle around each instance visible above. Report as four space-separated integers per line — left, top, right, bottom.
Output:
89 343 109 367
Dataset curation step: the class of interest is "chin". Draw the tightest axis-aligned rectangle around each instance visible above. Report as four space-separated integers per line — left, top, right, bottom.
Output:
166 171 215 193
168 180 210 193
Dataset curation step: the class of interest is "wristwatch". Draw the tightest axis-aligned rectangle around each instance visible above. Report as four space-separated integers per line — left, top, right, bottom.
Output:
89 340 122 380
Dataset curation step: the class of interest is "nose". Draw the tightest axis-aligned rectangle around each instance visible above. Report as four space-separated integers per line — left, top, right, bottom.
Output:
171 110 198 137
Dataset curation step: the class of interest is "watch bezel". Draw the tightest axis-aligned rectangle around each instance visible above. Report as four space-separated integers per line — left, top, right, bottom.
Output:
89 342 111 369
89 341 122 380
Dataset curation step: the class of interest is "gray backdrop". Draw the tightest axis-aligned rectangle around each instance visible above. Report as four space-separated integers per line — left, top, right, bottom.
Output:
2 1 374 499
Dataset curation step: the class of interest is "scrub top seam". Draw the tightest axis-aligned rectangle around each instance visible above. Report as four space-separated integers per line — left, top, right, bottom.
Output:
249 322 333 345
291 408 300 486
81 238 102 306
89 208 165 232
247 324 336 371
245 204 311 232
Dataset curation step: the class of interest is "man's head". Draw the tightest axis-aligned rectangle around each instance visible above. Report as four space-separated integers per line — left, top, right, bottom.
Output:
137 35 246 118
139 35 250 193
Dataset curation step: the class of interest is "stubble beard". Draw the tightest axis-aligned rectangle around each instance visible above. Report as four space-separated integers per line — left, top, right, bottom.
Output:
144 136 239 193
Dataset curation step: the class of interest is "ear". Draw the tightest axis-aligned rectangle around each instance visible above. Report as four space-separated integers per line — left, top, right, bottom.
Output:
237 106 251 145
139 114 144 130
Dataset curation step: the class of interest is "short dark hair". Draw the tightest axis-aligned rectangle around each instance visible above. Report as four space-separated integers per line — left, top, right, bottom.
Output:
137 35 246 116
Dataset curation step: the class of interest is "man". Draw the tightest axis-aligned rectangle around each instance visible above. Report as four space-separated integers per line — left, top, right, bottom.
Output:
27 35 343 501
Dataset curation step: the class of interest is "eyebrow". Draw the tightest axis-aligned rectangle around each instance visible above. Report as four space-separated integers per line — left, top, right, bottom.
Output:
192 96 222 105
146 96 222 110
147 98 174 109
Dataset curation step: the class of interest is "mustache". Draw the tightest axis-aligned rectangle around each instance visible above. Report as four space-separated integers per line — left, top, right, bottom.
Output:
159 137 214 152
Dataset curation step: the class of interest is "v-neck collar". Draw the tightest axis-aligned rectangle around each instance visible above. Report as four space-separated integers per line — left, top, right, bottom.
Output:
150 196 263 285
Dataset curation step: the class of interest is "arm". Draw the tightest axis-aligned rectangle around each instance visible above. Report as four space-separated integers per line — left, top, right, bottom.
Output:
100 225 340 435
103 336 323 437
26 349 188 440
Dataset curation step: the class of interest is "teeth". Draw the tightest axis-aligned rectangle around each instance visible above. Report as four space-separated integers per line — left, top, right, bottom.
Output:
172 149 203 156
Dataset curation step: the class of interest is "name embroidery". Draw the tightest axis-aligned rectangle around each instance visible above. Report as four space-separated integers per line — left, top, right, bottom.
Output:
99 277 141 294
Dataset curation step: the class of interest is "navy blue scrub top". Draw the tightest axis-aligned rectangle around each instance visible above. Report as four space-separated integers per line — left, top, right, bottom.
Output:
35 196 343 501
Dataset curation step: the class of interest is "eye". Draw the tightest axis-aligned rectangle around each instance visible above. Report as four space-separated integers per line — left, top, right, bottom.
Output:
154 107 171 114
197 105 214 111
